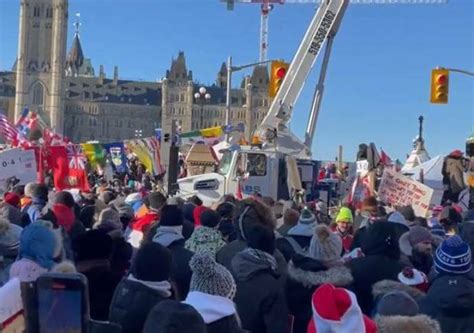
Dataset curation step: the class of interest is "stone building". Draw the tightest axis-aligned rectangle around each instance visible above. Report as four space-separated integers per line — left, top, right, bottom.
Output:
0 0 272 143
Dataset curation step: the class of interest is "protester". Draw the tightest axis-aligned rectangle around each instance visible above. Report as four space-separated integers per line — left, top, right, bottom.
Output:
185 209 226 255
333 206 354 254
24 183 49 222
217 198 288 281
184 251 245 333
386 211 410 242
53 190 86 242
347 221 405 314
232 223 289 333
439 206 462 236
143 300 206 333
1 193 29 227
276 207 317 261
351 196 379 249
109 242 174 333
0 217 22 285
277 208 299 237
286 224 353 333
398 226 436 275
419 235 474 333
217 201 237 242
75 229 122 320
152 204 194 300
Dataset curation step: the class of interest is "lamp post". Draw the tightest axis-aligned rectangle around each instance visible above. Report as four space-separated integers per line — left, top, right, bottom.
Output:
194 87 211 129
134 129 143 139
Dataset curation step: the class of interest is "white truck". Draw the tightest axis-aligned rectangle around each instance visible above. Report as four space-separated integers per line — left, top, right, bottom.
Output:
177 0 349 205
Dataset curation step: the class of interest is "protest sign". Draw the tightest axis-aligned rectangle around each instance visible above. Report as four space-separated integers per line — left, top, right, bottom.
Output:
379 169 434 217
0 148 37 191
0 278 24 332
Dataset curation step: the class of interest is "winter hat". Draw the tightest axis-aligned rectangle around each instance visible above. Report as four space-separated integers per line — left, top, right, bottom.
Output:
376 291 419 317
24 182 36 198
0 217 22 254
398 226 433 256
200 209 220 228
95 208 122 235
308 284 377 333
4 192 20 208
299 207 317 224
124 192 142 206
75 229 114 262
316 201 327 214
387 211 407 226
147 192 167 211
434 235 472 275
309 224 342 262
430 223 446 238
398 205 416 223
52 203 75 233
361 222 400 260
143 300 206 333
397 267 429 292
288 207 317 237
160 204 183 227
54 191 75 208
132 242 172 282
19 222 56 270
336 207 353 224
31 183 48 201
189 250 237 299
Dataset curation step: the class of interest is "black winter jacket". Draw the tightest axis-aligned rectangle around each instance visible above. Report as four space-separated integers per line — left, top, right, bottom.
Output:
109 278 172 333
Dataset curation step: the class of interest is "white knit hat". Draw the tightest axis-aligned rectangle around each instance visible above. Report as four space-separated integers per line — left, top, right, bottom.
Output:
309 224 342 262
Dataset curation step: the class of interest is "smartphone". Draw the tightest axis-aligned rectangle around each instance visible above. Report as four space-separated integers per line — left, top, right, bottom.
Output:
35 273 89 333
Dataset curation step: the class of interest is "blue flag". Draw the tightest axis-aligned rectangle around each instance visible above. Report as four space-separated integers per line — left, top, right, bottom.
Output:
104 142 127 173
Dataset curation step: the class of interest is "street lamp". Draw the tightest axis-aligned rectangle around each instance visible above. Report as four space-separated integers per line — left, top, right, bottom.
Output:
134 129 143 139
194 86 211 129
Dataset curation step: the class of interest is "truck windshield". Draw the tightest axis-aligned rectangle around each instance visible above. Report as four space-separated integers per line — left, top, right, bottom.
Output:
217 150 233 175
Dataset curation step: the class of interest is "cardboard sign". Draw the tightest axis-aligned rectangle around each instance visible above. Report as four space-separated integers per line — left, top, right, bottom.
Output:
379 169 434 217
356 160 369 176
0 148 37 191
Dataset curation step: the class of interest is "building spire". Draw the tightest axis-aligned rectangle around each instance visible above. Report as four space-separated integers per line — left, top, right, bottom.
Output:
74 13 81 36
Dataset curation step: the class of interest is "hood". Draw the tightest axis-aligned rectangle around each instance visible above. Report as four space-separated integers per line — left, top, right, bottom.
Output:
234 199 276 241
428 275 474 316
231 250 276 281
187 226 223 245
372 280 426 300
184 291 236 324
375 314 441 333
288 260 353 288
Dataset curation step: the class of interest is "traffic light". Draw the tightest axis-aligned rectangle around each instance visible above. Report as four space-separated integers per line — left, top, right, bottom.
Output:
430 69 449 104
269 60 289 98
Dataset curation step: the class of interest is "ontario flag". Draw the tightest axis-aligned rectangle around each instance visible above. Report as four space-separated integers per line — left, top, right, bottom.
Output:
47 146 89 191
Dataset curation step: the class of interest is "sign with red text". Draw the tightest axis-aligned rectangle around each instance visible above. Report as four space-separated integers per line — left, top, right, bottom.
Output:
379 169 433 217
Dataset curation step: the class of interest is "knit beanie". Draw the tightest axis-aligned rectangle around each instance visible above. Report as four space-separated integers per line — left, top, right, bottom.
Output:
376 291 419 317
31 183 48 201
308 284 377 333
0 217 22 254
299 207 317 224
189 250 237 300
132 242 172 282
387 212 407 227
143 300 206 333
147 192 167 211
361 222 400 260
160 204 183 227
434 235 472 275
24 182 36 198
336 207 353 224
398 226 433 256
430 223 445 238
397 267 429 292
200 209 219 228
4 192 20 208
309 224 342 262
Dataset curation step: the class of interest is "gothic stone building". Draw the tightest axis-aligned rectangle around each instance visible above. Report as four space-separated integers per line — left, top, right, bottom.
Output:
0 0 272 143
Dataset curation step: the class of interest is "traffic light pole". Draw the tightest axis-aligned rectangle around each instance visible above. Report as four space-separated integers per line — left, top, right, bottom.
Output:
225 57 276 142
445 68 474 77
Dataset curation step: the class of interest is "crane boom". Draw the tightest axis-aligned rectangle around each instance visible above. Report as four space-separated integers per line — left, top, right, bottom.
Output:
258 0 349 158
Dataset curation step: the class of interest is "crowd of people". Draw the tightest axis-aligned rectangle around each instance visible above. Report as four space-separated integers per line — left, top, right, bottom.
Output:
0 178 473 333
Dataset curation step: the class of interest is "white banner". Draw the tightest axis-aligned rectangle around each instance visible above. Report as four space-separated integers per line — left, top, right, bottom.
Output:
0 148 37 191
379 169 434 217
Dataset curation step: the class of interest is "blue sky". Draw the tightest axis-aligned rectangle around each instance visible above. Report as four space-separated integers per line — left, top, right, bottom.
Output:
0 0 472 161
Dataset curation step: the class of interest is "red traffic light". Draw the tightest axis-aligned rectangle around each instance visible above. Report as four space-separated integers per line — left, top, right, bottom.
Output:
276 67 286 79
436 74 447 85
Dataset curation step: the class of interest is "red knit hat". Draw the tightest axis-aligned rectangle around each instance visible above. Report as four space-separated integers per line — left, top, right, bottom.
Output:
307 284 377 333
398 267 429 293
4 192 20 208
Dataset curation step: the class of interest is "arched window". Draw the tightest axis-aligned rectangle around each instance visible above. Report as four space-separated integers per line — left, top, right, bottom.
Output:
32 82 44 105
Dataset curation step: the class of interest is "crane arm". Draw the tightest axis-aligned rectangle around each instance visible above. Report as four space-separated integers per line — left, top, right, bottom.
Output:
258 0 349 155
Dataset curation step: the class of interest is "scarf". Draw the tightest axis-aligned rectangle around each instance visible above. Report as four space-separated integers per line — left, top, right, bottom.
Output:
152 226 184 247
184 291 236 324
241 247 277 271
127 274 172 298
